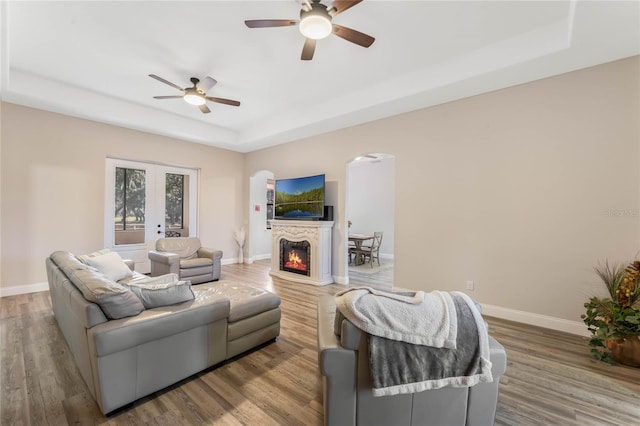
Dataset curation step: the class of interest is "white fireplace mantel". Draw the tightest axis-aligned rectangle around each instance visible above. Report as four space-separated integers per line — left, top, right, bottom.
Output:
270 220 334 286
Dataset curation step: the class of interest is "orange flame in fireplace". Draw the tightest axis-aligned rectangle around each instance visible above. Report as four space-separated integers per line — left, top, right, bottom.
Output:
284 250 307 271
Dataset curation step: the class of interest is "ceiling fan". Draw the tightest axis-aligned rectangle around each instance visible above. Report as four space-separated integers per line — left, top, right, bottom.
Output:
245 0 375 61
149 74 241 114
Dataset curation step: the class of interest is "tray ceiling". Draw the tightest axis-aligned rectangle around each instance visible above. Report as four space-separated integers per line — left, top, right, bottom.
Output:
1 1 638 152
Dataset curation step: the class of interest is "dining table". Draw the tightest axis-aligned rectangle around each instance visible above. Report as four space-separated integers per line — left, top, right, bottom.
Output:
348 234 374 266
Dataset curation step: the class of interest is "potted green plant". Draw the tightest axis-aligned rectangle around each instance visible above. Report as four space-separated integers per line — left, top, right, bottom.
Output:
582 259 640 366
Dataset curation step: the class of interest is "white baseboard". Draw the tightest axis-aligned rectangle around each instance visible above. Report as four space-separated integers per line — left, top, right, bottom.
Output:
248 254 271 263
1 282 49 298
333 275 348 285
225 254 271 265
481 303 589 337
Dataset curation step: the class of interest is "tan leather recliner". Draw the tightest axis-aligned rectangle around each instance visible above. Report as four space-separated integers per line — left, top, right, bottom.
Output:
149 237 222 284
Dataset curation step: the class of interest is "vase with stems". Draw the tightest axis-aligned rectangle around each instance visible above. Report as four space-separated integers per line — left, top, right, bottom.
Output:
234 227 246 264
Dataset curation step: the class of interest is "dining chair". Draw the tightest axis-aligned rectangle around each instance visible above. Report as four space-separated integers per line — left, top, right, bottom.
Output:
355 232 383 268
348 240 357 264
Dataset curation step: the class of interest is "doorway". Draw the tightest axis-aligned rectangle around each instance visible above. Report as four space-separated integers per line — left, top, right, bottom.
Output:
346 153 395 288
104 158 199 273
248 170 275 263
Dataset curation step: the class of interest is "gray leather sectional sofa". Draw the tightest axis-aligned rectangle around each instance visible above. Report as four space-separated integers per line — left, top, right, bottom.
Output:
317 294 507 426
46 250 281 415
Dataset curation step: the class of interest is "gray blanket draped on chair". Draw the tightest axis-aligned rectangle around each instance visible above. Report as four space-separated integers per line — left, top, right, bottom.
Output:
334 287 493 397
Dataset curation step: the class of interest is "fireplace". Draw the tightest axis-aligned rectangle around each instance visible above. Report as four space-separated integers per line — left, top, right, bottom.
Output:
280 239 311 276
270 220 334 286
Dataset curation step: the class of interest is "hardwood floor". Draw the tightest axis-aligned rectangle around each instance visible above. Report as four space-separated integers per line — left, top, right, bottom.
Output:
347 257 394 290
2 260 640 425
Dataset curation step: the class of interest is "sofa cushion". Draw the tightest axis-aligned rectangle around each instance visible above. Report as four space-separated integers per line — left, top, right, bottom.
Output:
124 274 195 309
50 251 144 320
180 258 213 269
84 251 134 282
156 237 201 260
198 281 281 323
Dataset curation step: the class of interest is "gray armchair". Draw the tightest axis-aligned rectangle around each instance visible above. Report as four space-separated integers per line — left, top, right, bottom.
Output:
149 237 222 284
317 295 507 426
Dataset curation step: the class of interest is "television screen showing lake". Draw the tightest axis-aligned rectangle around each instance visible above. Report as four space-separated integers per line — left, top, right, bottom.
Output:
275 174 325 218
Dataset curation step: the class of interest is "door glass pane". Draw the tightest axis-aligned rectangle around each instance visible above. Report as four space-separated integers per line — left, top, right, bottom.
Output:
114 167 146 245
165 173 184 237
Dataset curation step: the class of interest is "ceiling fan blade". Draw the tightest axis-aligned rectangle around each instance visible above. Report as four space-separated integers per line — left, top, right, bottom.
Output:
205 96 241 107
149 74 184 91
301 38 316 61
332 24 375 48
198 76 217 93
245 19 298 28
199 104 211 114
300 0 312 12
330 0 363 16
153 95 184 99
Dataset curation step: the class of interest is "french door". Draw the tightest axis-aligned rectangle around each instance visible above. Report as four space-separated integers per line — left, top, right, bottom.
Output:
104 158 199 273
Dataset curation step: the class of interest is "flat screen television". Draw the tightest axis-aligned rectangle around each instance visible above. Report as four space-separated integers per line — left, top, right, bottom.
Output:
275 174 325 219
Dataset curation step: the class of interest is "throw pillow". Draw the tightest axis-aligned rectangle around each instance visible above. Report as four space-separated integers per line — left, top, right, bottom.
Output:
76 248 112 265
85 251 133 282
124 273 195 309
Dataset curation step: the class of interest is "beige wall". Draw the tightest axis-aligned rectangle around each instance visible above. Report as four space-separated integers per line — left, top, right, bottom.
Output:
246 56 640 324
1 57 638 325
1 103 245 290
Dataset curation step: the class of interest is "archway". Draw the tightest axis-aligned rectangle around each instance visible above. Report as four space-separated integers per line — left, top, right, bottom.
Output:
248 170 275 264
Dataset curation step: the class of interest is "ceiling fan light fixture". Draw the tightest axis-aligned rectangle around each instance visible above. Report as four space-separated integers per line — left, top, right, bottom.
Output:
183 89 206 106
299 9 332 39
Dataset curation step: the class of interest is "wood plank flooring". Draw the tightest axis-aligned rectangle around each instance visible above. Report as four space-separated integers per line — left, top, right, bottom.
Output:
347 257 394 290
2 260 640 425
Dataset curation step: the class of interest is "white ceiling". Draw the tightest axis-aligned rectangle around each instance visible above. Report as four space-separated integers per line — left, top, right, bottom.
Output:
1 1 639 153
